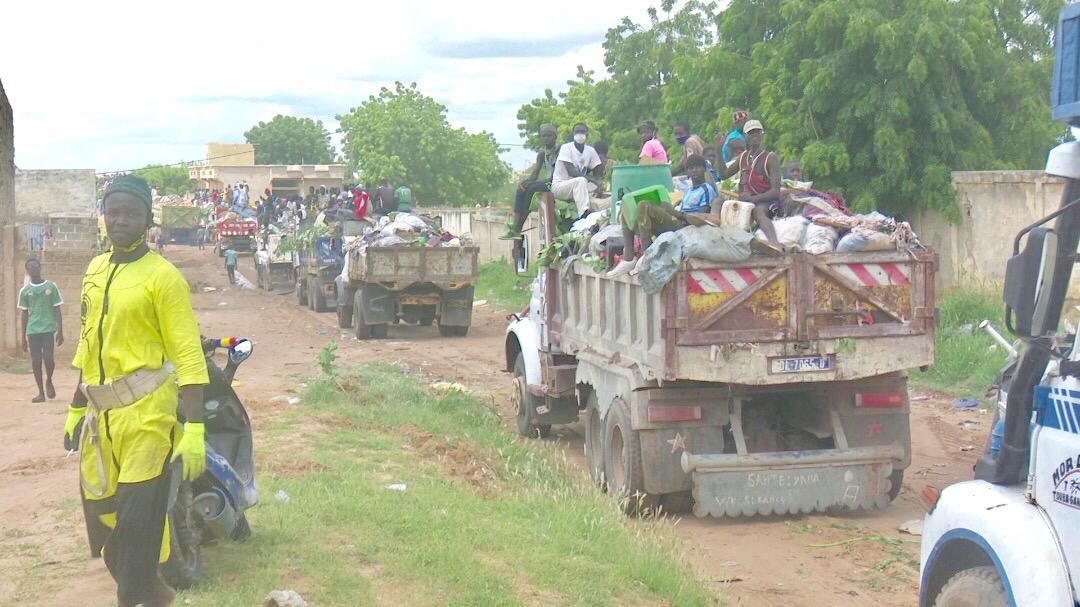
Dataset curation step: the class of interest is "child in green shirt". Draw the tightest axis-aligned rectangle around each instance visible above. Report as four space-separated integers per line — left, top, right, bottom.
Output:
18 259 64 402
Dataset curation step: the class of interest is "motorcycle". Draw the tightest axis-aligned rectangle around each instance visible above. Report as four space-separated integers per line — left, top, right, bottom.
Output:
162 337 259 589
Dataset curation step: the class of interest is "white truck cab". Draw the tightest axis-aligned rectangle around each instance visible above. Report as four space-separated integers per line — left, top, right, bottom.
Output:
919 7 1080 604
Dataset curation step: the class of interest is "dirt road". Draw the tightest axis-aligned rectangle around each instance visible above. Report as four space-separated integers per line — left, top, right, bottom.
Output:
0 246 990 606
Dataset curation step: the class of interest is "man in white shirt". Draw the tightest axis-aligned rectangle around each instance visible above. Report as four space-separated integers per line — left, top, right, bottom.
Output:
550 122 603 215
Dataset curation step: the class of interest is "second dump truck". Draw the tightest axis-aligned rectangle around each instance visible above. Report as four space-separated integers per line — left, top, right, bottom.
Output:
506 195 937 517
336 244 479 339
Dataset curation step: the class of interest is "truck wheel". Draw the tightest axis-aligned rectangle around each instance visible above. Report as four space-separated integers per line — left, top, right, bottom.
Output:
888 469 903 502
354 290 374 340
512 354 550 438
603 398 651 514
297 280 308 306
337 304 353 329
584 391 605 488
933 566 1008 607
312 283 330 313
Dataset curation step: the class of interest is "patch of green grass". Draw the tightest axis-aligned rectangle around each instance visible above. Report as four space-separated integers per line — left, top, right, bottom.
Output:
182 362 715 606
477 260 537 313
912 287 1011 398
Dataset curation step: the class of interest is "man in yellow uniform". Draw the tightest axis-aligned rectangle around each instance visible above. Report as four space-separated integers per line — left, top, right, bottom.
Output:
63 175 208 607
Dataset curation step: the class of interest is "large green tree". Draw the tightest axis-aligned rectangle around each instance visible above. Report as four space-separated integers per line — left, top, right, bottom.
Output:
523 0 1065 215
133 164 193 196
337 83 510 205
244 115 335 165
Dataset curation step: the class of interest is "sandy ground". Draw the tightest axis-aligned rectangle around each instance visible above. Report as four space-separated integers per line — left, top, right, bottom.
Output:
0 246 991 606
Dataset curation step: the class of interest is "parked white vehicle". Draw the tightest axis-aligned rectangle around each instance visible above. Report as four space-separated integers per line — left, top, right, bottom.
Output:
919 8 1080 602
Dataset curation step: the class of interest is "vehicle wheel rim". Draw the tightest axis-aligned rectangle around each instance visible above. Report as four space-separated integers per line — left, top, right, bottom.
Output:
611 426 626 493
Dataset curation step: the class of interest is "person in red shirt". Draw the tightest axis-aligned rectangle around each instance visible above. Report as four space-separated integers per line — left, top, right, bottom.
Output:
352 187 370 220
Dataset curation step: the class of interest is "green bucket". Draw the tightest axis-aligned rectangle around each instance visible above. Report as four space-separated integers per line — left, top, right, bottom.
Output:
611 164 673 223
620 185 671 226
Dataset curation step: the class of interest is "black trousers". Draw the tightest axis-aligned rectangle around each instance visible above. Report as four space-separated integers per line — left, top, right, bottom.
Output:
27 331 54 366
514 182 550 215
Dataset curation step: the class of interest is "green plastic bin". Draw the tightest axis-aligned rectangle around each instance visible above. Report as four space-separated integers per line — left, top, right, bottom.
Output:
620 184 671 227
611 163 674 223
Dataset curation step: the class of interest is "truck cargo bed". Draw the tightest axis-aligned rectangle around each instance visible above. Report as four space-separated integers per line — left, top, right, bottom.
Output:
348 246 479 286
550 250 936 384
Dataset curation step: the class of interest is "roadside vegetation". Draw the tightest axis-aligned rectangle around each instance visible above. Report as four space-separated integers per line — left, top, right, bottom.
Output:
179 354 715 606
912 287 1012 398
477 260 536 313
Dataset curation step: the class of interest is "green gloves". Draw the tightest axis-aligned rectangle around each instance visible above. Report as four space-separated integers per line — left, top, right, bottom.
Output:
64 406 86 451
171 422 207 481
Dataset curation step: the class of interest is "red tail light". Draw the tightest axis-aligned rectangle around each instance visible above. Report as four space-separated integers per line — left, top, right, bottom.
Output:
647 405 702 422
856 392 906 408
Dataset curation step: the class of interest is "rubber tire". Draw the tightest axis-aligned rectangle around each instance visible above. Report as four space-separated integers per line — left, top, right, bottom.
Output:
887 469 904 502
932 566 1008 607
160 503 202 589
312 282 330 313
354 290 374 340
371 324 388 339
603 398 652 515
297 280 308 307
584 391 605 488
512 354 551 438
231 513 251 542
337 304 353 329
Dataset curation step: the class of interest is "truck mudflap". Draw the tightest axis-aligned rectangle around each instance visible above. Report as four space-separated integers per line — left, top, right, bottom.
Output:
681 445 903 517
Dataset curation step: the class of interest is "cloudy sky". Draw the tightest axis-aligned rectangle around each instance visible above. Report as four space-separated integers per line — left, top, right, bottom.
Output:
1 0 661 174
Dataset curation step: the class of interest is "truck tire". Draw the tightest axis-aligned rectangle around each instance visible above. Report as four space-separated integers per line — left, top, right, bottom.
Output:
297 279 308 307
933 566 1008 607
584 391 605 488
603 398 651 514
513 354 550 438
888 469 903 502
312 282 330 313
337 304 353 329
354 290 374 340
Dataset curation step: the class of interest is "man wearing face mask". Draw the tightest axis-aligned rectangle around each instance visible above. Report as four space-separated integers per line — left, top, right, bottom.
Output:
550 122 603 216
671 121 706 176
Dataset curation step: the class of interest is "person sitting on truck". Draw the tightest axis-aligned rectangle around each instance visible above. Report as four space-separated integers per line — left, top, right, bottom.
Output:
375 180 398 215
719 109 749 164
637 120 669 165
712 119 784 251
395 183 413 212
551 123 604 216
671 121 706 176
500 123 559 240
607 154 718 277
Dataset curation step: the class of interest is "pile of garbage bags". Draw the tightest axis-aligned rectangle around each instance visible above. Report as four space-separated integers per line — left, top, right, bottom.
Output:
344 212 471 254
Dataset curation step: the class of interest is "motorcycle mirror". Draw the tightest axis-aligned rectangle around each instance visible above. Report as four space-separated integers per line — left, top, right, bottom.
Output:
229 339 254 365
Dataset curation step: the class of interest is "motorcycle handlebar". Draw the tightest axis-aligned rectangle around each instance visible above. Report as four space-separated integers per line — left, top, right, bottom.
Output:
201 337 246 352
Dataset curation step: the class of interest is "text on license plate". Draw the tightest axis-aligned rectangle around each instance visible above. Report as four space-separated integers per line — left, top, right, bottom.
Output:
770 356 834 374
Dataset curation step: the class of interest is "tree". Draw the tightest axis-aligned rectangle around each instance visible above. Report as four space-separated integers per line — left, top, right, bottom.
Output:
337 83 511 205
244 115 335 165
133 164 193 196
527 0 1064 215
517 67 607 151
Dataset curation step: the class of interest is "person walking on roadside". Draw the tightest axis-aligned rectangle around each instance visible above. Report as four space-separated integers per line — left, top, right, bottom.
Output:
224 246 238 285
196 224 206 250
64 174 208 607
19 258 64 402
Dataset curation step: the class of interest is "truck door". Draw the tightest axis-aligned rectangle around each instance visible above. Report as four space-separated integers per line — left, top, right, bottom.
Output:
1032 333 1080 598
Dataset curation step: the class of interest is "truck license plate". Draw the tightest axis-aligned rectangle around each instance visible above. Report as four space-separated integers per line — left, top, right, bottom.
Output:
770 356 834 374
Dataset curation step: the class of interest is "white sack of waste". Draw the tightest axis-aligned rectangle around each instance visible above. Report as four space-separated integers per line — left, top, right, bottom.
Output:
801 223 838 255
679 225 752 263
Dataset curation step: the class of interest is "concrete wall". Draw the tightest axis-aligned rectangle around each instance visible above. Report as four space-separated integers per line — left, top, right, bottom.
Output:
0 225 93 355
15 168 97 220
189 164 344 198
913 170 1074 295
423 207 538 265
0 79 12 226
206 143 255 166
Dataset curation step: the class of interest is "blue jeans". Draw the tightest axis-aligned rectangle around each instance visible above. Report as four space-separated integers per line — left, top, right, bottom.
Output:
514 182 550 216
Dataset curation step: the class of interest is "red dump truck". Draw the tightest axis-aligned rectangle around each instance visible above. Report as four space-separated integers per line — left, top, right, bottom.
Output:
505 195 937 516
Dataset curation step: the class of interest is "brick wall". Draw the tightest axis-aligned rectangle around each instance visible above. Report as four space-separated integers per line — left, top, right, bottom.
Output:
43 216 99 251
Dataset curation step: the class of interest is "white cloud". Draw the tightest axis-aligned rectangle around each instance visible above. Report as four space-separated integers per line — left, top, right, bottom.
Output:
1 0 658 172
